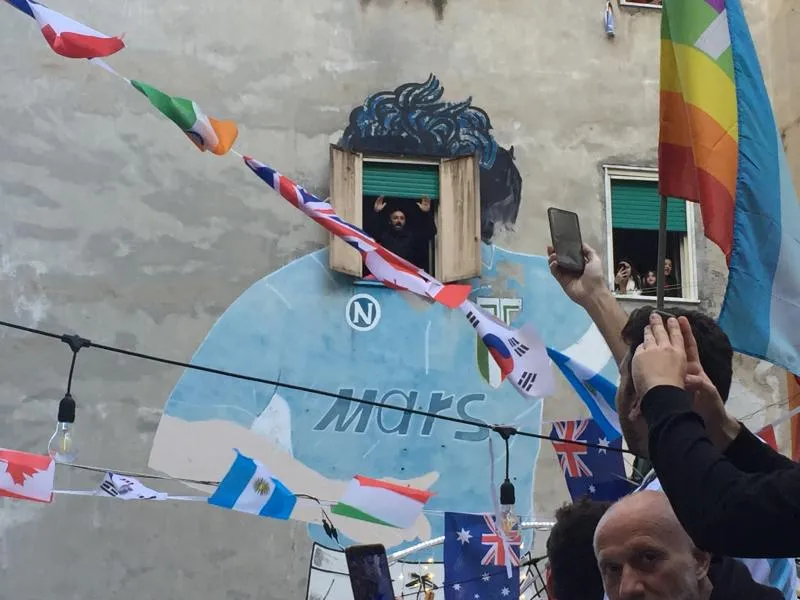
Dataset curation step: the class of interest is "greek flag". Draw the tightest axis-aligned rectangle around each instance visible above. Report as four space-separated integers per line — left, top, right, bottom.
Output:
547 347 621 441
208 450 296 520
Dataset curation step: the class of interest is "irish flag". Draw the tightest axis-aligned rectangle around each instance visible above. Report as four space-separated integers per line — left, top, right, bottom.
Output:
331 475 433 529
131 80 238 156
19 0 125 59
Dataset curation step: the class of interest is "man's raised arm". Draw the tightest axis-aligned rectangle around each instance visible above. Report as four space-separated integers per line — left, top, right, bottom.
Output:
547 243 629 366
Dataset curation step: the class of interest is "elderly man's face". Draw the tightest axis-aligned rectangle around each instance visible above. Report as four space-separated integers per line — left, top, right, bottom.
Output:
595 492 710 600
390 210 406 230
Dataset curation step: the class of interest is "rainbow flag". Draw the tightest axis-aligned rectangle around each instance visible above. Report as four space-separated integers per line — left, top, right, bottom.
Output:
659 0 800 373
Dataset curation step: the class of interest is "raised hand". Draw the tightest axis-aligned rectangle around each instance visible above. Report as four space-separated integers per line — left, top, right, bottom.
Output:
631 313 687 399
547 243 607 306
680 316 740 448
615 263 631 285
374 196 386 212
417 196 431 213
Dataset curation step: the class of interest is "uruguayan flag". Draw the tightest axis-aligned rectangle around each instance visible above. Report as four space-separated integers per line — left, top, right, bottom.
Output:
547 347 621 441
208 450 296 520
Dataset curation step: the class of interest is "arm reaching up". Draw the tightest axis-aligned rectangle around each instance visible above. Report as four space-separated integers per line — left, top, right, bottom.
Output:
547 243 629 366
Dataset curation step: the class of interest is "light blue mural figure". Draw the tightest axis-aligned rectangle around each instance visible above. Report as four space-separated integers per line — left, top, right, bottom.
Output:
149 244 616 557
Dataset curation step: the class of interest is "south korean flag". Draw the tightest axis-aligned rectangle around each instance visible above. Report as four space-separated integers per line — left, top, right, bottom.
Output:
459 300 555 399
96 472 168 500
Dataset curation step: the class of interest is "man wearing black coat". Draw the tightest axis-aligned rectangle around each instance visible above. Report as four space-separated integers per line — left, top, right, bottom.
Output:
631 312 800 559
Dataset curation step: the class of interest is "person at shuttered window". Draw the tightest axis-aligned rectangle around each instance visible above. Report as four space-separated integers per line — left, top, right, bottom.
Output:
365 195 437 271
630 312 800 560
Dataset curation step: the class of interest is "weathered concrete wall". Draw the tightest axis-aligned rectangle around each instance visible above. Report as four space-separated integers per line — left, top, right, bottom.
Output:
0 0 790 598
771 0 800 187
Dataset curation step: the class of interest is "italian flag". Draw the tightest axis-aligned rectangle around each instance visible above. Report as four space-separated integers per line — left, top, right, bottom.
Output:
332 475 434 529
130 80 238 156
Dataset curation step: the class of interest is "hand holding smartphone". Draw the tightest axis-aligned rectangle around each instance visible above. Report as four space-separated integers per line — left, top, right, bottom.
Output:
548 208 585 276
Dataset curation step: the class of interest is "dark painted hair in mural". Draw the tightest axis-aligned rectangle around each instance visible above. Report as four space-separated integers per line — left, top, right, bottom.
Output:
339 74 522 242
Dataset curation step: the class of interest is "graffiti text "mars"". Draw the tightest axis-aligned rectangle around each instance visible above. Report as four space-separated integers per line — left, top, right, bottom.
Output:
312 388 489 441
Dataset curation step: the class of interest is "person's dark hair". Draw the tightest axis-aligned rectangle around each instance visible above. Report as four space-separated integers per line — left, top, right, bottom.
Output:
621 307 733 402
546 497 611 600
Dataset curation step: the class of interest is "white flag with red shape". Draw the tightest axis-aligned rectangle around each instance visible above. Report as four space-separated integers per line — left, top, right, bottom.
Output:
96 472 168 500
459 300 555 398
0 448 55 503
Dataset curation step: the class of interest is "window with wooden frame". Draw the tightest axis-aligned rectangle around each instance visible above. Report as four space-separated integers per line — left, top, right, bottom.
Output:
603 166 699 302
328 144 481 283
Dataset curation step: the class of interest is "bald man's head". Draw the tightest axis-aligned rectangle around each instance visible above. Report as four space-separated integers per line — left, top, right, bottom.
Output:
593 491 711 600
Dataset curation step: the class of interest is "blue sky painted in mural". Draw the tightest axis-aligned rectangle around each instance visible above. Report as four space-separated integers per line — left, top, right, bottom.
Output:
160 244 617 554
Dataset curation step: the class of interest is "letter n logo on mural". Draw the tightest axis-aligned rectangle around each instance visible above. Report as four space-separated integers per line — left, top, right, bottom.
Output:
475 297 522 388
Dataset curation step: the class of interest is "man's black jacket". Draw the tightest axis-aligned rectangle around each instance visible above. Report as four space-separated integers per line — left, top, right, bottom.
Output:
641 384 800 558
709 556 784 599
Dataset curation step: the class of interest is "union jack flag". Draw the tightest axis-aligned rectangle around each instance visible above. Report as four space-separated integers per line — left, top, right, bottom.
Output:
549 418 633 502
444 512 520 600
552 420 592 478
480 514 521 567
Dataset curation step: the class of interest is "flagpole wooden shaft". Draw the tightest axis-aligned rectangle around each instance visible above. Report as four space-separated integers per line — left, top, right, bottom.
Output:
656 195 668 310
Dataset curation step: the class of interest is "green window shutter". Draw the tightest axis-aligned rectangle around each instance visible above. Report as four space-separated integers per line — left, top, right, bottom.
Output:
611 179 688 232
362 162 440 199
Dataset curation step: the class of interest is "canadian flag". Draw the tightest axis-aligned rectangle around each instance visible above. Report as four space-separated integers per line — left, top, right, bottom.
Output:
0 449 55 503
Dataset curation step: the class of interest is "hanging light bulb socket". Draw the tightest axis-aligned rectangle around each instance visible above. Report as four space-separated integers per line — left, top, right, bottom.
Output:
500 478 516 506
494 425 521 536
48 333 91 464
56 392 76 424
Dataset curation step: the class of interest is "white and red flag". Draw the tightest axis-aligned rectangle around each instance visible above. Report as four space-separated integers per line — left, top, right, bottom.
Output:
0 448 55 503
5 0 125 59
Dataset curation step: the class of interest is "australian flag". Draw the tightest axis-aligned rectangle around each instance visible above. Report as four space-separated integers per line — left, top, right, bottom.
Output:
444 512 520 600
549 418 633 502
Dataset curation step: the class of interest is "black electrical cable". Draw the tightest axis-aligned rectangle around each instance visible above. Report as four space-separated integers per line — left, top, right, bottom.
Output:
0 318 635 455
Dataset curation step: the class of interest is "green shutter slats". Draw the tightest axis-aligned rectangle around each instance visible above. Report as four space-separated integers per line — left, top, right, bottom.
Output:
363 163 440 199
611 179 688 232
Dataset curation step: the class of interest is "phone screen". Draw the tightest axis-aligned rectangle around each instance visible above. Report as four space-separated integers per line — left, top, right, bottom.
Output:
346 544 395 600
548 208 584 275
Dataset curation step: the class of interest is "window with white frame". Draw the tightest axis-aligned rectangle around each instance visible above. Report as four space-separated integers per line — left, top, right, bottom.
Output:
619 0 661 8
603 166 698 302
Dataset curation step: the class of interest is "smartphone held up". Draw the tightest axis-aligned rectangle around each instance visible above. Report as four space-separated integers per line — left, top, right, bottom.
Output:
346 544 396 600
547 207 585 276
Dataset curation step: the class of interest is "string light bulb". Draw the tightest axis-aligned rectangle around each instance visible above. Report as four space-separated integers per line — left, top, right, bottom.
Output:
495 425 521 537
499 478 520 536
48 392 77 463
48 333 91 464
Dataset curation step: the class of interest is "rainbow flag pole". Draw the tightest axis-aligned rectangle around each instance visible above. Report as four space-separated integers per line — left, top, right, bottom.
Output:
655 195 668 310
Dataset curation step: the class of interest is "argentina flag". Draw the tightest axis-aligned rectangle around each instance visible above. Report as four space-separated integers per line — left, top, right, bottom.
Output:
547 347 621 441
208 450 297 520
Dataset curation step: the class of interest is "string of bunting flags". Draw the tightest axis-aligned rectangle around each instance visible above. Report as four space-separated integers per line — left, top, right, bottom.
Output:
4 5 800 597
3 0 560 403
